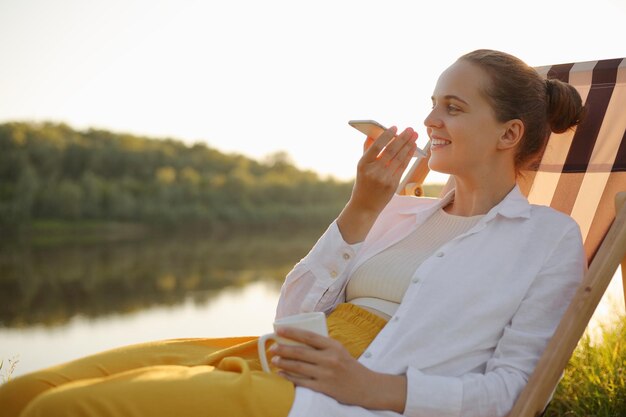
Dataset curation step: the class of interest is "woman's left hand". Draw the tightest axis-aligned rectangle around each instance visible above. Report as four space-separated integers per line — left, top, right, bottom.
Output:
270 327 407 412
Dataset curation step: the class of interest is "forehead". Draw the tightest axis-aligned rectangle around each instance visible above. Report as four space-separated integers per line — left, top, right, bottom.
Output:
432 60 491 103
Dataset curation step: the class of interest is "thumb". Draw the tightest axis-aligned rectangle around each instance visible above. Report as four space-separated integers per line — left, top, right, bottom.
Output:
363 137 375 154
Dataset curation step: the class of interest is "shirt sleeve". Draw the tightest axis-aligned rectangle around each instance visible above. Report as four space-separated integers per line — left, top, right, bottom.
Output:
275 221 362 319
403 221 586 417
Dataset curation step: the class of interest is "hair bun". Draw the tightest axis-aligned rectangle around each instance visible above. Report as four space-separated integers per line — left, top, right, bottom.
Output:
546 78 585 133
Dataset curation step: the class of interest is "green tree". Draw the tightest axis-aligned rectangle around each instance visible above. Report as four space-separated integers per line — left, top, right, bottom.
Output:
0 121 354 231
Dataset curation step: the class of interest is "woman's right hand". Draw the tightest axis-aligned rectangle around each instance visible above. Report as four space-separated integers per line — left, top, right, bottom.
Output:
337 126 418 243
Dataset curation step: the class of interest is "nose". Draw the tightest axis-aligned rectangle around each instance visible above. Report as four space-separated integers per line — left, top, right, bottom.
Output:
423 107 442 129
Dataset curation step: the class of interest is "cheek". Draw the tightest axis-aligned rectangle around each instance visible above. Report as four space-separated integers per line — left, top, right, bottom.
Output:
427 148 456 174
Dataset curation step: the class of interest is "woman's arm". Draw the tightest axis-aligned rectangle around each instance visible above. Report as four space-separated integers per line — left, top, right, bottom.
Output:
276 126 418 318
272 127 418 409
275 221 361 317
337 126 417 244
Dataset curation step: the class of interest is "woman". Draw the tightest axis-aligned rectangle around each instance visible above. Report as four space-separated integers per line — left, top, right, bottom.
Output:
0 49 586 417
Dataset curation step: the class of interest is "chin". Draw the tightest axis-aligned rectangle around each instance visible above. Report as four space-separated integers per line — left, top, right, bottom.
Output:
427 160 454 176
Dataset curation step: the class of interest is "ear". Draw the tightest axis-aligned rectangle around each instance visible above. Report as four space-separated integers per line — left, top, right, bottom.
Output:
497 119 524 150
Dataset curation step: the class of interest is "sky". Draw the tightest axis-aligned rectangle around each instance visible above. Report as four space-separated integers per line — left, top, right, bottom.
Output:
1 0 625 183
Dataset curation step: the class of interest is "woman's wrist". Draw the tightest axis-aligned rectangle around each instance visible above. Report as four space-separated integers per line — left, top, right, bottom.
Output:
360 370 407 413
336 201 381 244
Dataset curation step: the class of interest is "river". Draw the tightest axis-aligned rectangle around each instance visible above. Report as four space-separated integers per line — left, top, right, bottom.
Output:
0 231 623 379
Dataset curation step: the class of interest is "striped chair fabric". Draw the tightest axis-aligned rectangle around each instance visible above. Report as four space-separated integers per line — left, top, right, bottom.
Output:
524 57 626 263
513 57 626 417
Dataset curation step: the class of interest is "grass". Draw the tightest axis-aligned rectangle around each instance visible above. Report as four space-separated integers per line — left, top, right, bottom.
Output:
545 314 626 417
0 356 19 383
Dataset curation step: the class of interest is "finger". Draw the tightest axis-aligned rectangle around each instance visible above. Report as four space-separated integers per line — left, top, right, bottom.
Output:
390 143 418 180
272 355 321 380
271 343 326 366
368 137 416 192
377 128 417 165
363 137 375 154
386 132 418 174
362 126 397 162
276 327 332 350
278 371 309 385
277 370 319 391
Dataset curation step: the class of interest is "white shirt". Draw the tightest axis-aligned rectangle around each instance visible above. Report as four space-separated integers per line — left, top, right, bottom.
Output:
347 208 484 318
276 185 585 417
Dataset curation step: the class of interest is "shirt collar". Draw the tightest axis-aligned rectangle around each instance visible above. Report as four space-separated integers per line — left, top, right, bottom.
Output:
398 184 531 221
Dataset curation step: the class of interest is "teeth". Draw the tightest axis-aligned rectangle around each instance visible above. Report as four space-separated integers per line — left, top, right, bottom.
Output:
432 138 451 146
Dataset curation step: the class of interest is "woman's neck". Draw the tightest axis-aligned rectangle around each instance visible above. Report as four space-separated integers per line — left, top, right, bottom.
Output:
444 172 516 217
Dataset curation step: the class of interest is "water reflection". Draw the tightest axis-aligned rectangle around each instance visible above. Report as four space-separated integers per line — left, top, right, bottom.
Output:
0 229 324 378
0 230 321 328
1 280 281 378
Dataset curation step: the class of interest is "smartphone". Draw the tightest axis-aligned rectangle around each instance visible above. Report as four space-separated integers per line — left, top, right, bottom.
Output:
348 120 427 158
348 119 388 139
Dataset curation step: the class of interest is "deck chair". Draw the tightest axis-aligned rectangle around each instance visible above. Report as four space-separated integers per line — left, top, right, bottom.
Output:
398 57 626 417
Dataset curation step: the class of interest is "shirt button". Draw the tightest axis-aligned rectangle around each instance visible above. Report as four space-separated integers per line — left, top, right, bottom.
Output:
436 251 444 257
363 351 372 358
330 270 338 278
342 253 351 260
393 316 400 322
411 277 420 284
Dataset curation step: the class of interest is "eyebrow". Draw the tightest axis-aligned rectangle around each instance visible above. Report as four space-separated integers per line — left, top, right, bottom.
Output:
431 95 469 105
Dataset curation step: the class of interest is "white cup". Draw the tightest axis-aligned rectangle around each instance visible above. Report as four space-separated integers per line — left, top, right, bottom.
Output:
257 312 328 373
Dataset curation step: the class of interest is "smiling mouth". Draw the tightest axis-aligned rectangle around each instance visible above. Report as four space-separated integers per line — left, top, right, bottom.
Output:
431 138 451 148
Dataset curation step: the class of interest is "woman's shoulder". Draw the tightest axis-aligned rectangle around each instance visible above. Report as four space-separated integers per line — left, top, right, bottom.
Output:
501 185 580 233
528 203 580 228
525 204 583 247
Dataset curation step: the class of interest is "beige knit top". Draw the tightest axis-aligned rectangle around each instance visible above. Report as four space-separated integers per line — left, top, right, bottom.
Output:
346 207 484 319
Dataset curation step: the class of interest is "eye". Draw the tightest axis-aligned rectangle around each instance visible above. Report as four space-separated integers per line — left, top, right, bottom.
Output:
447 104 461 113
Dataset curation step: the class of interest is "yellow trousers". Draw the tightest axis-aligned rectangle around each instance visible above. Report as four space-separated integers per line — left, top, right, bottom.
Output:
0 303 387 417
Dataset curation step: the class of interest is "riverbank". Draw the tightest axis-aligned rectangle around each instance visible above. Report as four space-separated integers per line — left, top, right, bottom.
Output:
1 220 152 247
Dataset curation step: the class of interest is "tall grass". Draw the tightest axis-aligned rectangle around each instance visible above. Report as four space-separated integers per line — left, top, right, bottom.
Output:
545 314 626 417
0 356 19 383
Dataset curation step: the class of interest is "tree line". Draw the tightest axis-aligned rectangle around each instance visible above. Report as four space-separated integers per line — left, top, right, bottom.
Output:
0 122 354 233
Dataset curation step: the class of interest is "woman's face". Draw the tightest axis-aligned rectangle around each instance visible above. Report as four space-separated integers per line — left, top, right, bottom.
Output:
424 60 511 179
